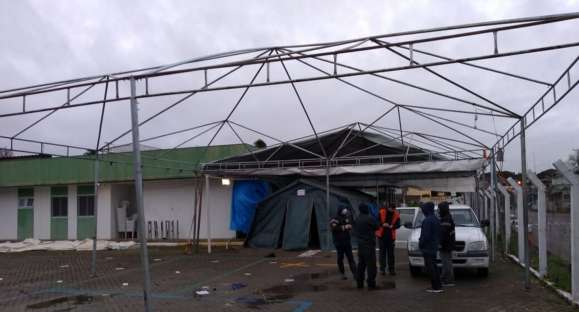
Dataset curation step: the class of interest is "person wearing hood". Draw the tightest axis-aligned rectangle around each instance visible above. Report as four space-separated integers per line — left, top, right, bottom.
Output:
419 202 443 293
354 203 380 289
438 201 456 286
330 206 357 280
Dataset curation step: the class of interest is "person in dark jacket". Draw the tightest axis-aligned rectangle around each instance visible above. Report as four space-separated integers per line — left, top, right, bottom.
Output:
376 203 401 275
419 202 443 293
330 206 357 280
438 201 456 286
354 203 380 289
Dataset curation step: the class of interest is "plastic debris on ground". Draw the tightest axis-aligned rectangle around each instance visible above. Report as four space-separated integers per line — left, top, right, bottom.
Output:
195 286 211 296
115 267 125 271
153 258 162 262
284 278 295 283
56 280 63 284
59 264 69 268
0 239 136 253
231 283 247 291
243 272 252 276
0 277 4 281
298 250 321 258
269 261 277 264
175 270 181 274
122 282 129 287
210 260 220 264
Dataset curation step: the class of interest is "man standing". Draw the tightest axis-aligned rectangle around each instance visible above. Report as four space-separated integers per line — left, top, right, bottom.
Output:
439 201 456 286
354 203 380 289
376 203 401 275
330 206 357 280
419 202 443 293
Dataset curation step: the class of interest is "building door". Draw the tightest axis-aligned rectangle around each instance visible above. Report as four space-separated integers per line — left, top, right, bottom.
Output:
51 187 68 240
77 185 96 240
17 188 34 240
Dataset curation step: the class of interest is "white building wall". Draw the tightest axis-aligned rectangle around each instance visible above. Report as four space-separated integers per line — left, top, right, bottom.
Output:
97 184 113 240
143 179 234 240
67 185 77 240
0 188 17 240
34 187 51 240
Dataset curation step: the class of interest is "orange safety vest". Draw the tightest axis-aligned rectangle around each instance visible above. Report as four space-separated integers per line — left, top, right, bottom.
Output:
375 208 400 240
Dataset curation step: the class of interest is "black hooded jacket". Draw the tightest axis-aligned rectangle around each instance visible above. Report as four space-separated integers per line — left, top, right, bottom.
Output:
330 210 353 246
354 204 379 247
418 202 440 255
438 202 456 252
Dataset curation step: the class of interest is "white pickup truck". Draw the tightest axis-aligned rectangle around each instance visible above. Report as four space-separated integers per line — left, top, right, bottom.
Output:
405 204 490 277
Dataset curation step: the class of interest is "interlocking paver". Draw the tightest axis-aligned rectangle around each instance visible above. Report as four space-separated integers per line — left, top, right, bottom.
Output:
0 247 575 311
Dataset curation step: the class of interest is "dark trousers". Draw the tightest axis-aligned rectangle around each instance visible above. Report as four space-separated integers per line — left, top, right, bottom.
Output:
423 253 442 290
336 243 357 277
356 244 377 288
378 236 395 273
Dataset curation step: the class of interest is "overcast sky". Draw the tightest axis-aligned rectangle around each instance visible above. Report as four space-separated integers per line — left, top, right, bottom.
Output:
0 0 578 172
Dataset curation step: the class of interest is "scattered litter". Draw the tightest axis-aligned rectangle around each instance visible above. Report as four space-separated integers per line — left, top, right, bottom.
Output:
298 250 321 258
59 264 69 268
56 280 63 284
0 278 3 281
210 260 220 264
153 258 162 262
115 267 125 271
175 270 181 274
101 293 110 297
284 278 295 283
243 272 252 276
122 282 129 287
269 261 277 264
195 290 210 296
264 252 276 258
231 282 247 290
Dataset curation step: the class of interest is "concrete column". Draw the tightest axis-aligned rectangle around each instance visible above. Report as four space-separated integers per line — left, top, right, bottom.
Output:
508 177 525 263
67 185 77 240
553 160 579 303
497 183 511 254
527 170 547 278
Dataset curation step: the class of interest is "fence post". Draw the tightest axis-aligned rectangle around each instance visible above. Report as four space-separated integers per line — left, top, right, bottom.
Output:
553 160 579 303
527 170 547 278
507 177 525 264
497 183 511 255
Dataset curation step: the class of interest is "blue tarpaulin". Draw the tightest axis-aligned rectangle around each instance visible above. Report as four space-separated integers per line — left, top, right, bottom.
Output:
230 180 270 234
368 202 379 219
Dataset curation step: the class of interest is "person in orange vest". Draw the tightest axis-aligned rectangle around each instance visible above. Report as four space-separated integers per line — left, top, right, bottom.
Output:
376 203 401 275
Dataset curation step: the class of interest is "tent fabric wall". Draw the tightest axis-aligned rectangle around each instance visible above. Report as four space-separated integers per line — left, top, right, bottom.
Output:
246 179 374 250
229 180 270 234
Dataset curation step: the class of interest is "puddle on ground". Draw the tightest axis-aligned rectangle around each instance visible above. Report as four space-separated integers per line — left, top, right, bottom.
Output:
235 270 332 309
26 295 97 310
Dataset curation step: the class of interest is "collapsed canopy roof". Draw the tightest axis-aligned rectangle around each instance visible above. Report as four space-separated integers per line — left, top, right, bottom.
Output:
203 125 485 192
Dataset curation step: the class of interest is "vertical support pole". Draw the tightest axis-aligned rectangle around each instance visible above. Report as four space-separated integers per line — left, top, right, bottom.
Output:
493 31 499 55
475 177 480 218
325 162 331 251
497 183 511 254
485 189 495 262
205 174 212 254
130 76 153 312
508 178 525 265
553 160 579 303
91 154 100 277
527 170 547 278
409 43 414 65
520 119 531 289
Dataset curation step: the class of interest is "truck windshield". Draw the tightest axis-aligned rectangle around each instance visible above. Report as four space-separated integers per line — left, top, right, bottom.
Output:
413 208 480 228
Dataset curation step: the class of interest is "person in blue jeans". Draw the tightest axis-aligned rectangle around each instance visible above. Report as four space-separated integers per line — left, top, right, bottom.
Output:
419 202 443 293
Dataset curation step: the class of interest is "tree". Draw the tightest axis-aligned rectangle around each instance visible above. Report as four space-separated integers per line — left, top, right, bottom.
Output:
0 147 13 158
253 139 267 149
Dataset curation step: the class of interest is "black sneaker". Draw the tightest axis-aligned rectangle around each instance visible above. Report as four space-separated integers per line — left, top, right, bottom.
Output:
426 288 444 293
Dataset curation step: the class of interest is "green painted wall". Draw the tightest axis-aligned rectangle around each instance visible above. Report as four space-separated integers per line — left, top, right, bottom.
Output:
0 144 249 187
77 216 95 240
50 217 68 240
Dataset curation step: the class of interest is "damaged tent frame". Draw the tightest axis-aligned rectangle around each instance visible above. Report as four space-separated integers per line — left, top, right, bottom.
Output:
1 13 578 311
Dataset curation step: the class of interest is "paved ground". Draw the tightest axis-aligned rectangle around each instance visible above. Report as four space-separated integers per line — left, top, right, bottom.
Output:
0 246 576 311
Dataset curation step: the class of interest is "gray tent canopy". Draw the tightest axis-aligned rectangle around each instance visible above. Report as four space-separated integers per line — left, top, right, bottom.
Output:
246 179 375 250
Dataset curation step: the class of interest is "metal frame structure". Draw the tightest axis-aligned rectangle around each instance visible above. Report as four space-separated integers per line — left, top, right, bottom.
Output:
1 13 579 310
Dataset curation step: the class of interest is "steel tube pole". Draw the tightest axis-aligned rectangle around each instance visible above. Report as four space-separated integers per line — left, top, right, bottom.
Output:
130 76 153 311
527 170 547 277
325 162 331 251
205 174 212 254
497 183 511 254
519 119 531 289
91 155 99 277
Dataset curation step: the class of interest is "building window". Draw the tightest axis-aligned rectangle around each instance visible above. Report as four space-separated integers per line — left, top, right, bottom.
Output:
78 196 95 216
51 197 68 217
18 188 34 208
